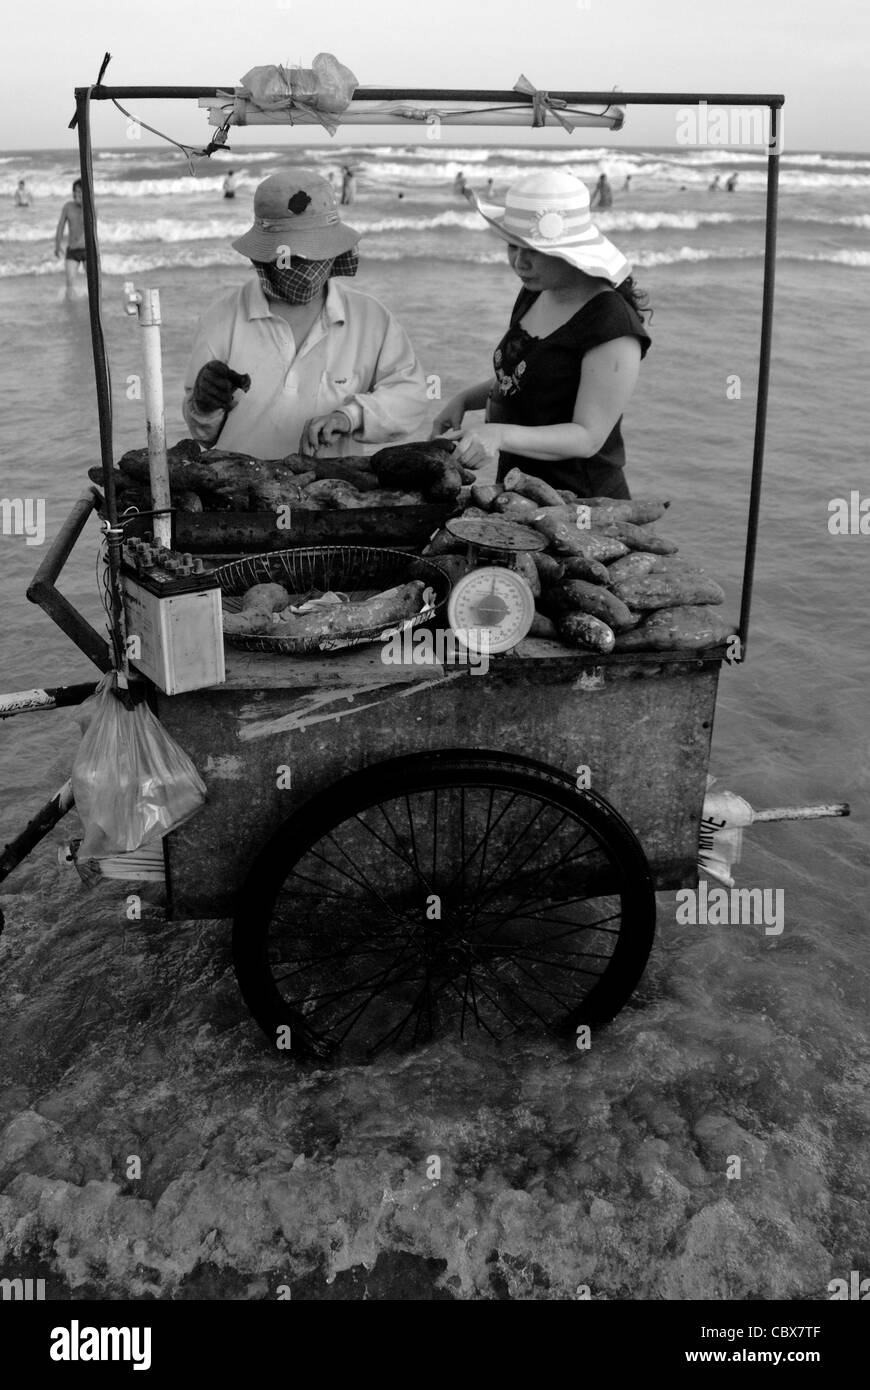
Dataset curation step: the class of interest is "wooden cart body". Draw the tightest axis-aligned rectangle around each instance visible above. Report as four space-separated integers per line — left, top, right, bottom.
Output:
157 640 724 919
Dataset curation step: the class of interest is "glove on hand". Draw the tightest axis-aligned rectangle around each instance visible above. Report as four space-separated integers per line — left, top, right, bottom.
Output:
191 360 251 413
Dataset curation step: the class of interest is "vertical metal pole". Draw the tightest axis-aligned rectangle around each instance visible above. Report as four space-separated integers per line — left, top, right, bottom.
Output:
74 89 127 671
139 290 172 547
737 104 781 661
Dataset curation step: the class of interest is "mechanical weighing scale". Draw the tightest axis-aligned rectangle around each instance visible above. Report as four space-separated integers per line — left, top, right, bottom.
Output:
444 515 546 654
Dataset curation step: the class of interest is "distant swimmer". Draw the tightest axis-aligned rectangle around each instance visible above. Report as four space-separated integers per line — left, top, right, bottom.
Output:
54 178 87 295
623 175 632 192
590 173 613 209
709 175 721 192
454 170 470 198
341 166 357 206
222 171 238 199
13 178 31 207
486 178 494 196
725 173 738 192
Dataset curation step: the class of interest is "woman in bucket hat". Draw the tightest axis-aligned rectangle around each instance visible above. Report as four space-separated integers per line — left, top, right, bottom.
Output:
183 170 428 458
431 170 650 498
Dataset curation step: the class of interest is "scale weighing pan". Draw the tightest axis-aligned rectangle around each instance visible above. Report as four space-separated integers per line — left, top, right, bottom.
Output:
446 516 546 553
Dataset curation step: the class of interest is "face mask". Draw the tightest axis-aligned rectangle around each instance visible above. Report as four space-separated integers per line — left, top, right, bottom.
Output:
253 249 358 305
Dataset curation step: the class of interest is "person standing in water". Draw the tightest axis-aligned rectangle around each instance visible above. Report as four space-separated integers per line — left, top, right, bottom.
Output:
725 173 738 192
341 166 356 206
590 172 613 209
431 171 650 500
182 171 428 458
54 178 86 295
709 174 721 192
222 170 238 199
14 179 31 207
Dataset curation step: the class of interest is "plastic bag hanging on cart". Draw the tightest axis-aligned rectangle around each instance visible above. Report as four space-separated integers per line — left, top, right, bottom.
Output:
71 672 207 858
697 777 754 887
238 55 358 132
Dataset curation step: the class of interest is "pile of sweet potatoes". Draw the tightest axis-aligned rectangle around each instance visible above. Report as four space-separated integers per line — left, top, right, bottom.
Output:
422 467 731 654
90 438 473 514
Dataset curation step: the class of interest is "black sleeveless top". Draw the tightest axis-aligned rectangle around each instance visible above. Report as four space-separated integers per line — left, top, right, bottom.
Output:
487 287 651 498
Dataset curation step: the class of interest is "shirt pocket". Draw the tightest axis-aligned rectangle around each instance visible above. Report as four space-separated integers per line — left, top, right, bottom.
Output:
318 369 362 409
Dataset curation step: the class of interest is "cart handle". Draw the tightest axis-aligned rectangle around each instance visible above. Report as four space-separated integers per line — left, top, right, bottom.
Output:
26 485 112 672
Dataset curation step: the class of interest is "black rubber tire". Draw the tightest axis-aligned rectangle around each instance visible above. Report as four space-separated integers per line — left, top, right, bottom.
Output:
232 751 656 1062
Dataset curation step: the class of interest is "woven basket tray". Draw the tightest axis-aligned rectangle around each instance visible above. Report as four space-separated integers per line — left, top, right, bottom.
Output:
213 546 451 655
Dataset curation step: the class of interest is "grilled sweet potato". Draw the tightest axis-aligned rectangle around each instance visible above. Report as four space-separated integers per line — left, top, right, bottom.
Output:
273 581 427 639
371 441 463 500
241 582 292 613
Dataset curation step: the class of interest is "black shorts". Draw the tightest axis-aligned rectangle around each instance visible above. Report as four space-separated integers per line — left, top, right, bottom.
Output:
223 191 235 199
65 247 86 262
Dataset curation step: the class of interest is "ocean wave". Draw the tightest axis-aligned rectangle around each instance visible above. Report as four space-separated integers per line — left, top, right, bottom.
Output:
791 248 870 268
5 156 870 202
2 241 868 278
0 207 764 246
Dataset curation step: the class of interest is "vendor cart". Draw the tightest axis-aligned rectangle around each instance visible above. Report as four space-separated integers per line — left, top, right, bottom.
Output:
4 65 844 1063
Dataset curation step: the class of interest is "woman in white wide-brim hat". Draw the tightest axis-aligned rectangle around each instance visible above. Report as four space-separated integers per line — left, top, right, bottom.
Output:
431 170 651 498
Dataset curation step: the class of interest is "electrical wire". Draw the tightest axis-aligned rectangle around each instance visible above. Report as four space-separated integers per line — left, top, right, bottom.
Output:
109 98 233 174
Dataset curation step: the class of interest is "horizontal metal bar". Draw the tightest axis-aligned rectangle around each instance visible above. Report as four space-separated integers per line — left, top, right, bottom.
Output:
752 803 850 823
75 85 785 107
0 683 98 719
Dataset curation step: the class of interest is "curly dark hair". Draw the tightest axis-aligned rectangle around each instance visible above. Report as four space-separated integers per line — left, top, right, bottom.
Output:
614 275 652 324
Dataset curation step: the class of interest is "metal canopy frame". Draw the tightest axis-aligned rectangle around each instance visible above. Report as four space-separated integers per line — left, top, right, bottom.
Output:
71 83 784 663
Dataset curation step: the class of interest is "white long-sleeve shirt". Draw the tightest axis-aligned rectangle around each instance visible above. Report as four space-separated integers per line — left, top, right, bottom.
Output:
182 276 429 458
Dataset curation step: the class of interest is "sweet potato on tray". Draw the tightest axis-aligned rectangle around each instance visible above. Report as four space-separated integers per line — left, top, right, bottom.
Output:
576 496 671 525
501 468 565 508
273 582 426 640
546 579 637 631
610 572 726 610
532 552 565 586
594 521 679 554
560 555 610 584
531 513 629 561
606 552 660 583
529 612 559 639
370 441 463 500
491 491 539 520
470 483 504 510
614 605 732 651
557 611 616 653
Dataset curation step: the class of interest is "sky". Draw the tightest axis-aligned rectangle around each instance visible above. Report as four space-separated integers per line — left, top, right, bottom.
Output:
2 0 869 152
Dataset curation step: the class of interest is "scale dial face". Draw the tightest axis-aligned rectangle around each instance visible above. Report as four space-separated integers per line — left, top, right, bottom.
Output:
447 565 536 654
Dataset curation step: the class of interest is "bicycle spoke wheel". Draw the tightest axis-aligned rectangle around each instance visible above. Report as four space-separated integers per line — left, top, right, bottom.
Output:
232 753 656 1062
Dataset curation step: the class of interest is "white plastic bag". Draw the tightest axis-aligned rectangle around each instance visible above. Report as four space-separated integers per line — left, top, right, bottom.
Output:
698 777 754 887
240 54 358 123
71 673 206 858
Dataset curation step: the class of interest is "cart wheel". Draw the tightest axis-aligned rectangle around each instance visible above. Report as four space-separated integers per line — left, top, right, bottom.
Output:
232 752 656 1062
